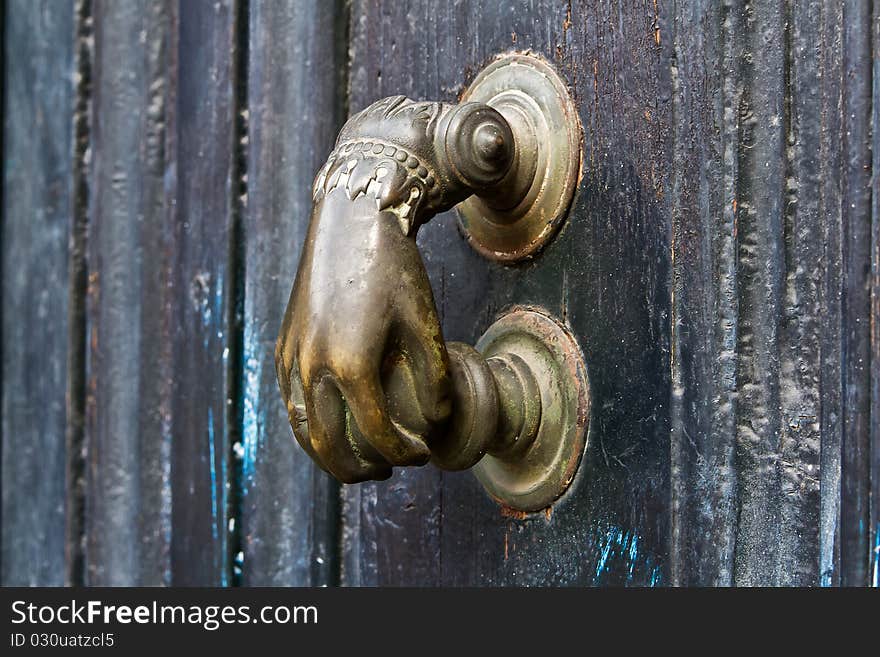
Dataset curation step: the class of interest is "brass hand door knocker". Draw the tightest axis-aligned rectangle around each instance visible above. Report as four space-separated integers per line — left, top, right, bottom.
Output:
275 53 590 511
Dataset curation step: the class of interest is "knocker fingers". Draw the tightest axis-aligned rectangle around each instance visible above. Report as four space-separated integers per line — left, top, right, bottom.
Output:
301 371 389 483
394 287 453 429
340 370 432 467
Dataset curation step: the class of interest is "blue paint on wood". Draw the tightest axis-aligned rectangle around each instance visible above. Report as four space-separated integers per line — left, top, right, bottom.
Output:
591 523 662 586
207 404 228 588
207 407 219 543
241 325 263 494
873 524 879 588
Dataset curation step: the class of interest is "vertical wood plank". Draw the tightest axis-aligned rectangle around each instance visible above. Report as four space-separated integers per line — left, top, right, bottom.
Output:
241 0 347 586
839 0 873 586
728 0 788 586
771 0 829 585
85 0 174 585
667 0 739 586
668 0 871 586
872 0 880 589
1 0 76 586
780 0 829 587
168 0 240 586
817 0 845 586
86 0 243 586
782 0 856 587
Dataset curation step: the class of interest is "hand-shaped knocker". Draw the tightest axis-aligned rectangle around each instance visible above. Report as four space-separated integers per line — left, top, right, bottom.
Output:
275 96 515 482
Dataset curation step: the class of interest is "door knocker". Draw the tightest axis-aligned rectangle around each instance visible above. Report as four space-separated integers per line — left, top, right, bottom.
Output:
275 52 589 511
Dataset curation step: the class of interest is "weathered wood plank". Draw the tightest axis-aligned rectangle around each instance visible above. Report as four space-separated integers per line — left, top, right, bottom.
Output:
663 0 870 587
643 0 875 587
817 1 846 586
669 0 823 586
667 0 738 586
727 0 789 586
872 0 880 589
240 0 348 586
1 0 76 586
779 0 828 587
838 0 873 587
668 0 836 587
85 0 174 585
168 0 240 586
344 0 672 586
86 0 244 586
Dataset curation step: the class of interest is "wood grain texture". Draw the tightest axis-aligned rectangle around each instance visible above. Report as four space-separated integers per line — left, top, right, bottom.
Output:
777 0 826 587
168 0 240 586
240 0 348 586
85 0 175 585
667 0 739 586
838 0 874 588
84 0 244 586
1 0 76 586
872 0 880 590
668 0 863 586
728 0 789 586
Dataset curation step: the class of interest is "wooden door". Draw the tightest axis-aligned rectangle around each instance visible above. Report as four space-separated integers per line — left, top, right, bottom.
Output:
2 0 877 587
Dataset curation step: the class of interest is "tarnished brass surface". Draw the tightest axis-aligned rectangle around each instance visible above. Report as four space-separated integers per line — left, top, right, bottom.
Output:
473 308 590 511
275 56 588 509
457 52 582 262
275 96 515 483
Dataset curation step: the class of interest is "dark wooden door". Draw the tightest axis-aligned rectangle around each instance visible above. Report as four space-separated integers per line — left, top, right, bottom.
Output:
2 0 877 587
